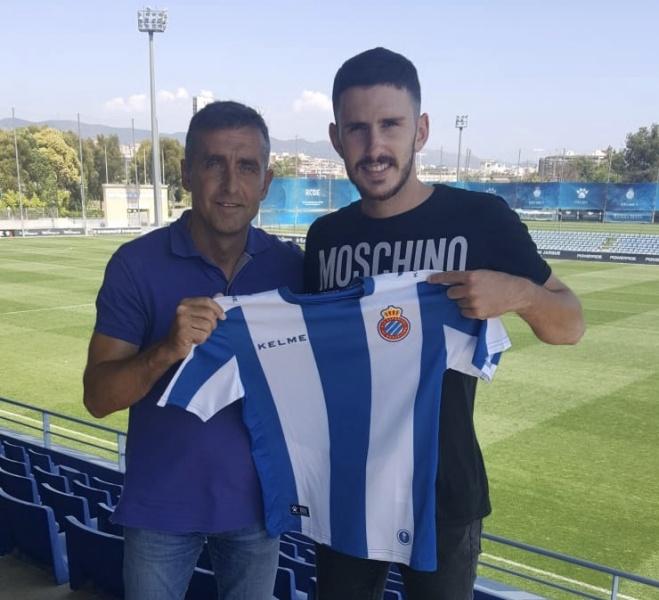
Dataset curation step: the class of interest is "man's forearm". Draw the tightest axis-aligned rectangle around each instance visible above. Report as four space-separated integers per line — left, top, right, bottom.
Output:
516 281 585 345
83 341 179 418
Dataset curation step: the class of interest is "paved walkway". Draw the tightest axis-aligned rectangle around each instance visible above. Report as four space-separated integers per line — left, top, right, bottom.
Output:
0 553 115 600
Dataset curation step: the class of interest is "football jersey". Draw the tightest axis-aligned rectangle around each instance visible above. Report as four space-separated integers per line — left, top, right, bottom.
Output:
158 270 510 570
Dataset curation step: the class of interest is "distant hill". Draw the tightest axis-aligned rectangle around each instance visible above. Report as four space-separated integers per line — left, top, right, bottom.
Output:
0 117 475 167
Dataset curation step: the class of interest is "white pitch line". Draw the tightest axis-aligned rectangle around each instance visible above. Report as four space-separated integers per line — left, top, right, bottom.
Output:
0 303 94 316
482 553 641 600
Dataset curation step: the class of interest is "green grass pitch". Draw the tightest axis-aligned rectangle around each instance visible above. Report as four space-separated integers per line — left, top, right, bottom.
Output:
0 234 658 596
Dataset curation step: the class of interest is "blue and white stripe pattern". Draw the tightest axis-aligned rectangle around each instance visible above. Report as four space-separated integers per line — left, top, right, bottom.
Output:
158 270 510 570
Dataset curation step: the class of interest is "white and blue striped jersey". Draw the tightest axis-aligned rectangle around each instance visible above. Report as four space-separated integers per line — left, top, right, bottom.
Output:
158 270 510 570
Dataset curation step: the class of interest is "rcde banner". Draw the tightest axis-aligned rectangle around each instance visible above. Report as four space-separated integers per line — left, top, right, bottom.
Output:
463 182 517 208
606 184 657 212
559 183 606 210
258 178 657 226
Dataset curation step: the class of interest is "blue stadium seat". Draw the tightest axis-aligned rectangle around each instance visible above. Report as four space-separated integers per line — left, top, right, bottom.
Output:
2 440 29 465
385 578 405 595
58 464 89 488
71 480 112 515
0 454 30 477
186 567 219 599
274 566 298 600
280 539 299 559
307 576 317 600
64 515 123 597
33 465 70 493
38 482 92 531
0 485 13 553
384 591 404 600
0 487 68 584
301 546 316 564
27 448 55 473
283 531 315 546
96 502 123 537
0 467 40 503
278 551 316 594
90 475 122 504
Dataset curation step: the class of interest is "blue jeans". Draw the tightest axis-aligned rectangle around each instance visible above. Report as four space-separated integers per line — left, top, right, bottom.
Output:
123 524 279 600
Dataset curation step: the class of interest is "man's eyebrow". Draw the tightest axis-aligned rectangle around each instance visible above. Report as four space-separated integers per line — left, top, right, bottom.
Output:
238 157 260 167
203 152 226 162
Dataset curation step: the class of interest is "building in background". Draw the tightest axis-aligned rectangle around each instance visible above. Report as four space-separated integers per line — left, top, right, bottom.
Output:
193 94 214 114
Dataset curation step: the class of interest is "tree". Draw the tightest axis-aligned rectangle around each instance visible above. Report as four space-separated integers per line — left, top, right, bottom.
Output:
93 135 125 191
271 156 297 177
619 124 659 182
130 138 186 203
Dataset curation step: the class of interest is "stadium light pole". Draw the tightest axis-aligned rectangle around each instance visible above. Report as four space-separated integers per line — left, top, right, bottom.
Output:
11 108 25 237
77 113 88 235
455 115 468 183
137 7 167 227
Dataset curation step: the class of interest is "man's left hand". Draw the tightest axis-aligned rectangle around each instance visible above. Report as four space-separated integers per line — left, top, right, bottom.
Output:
427 270 532 320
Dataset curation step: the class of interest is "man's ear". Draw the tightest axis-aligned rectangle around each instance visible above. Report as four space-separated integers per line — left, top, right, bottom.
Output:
329 122 344 159
414 113 429 153
181 158 191 191
260 168 274 201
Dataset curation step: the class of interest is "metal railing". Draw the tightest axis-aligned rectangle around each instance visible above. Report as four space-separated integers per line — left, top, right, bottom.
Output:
0 396 126 471
480 532 659 599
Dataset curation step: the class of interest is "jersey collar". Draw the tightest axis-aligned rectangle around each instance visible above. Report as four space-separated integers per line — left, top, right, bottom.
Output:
169 210 272 259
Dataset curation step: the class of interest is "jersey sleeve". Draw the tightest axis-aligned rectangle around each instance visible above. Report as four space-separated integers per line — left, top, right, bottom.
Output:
157 326 244 422
485 196 552 285
444 317 511 382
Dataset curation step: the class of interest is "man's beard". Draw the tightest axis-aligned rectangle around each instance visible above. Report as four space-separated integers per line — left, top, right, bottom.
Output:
347 142 416 203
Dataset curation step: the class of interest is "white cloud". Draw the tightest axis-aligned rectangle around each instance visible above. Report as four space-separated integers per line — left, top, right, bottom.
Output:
293 90 332 113
104 94 147 112
106 88 189 112
158 87 190 102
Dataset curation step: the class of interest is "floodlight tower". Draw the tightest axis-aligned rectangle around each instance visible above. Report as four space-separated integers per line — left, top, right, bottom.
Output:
455 115 468 182
137 6 167 226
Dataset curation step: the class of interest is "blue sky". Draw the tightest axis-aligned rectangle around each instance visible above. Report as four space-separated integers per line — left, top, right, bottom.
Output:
2 0 657 162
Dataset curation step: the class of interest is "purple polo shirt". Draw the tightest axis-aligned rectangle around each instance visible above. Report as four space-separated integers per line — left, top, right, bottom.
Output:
94 211 303 532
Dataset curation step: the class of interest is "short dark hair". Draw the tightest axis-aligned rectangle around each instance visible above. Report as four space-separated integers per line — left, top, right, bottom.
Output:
332 47 421 116
184 100 270 164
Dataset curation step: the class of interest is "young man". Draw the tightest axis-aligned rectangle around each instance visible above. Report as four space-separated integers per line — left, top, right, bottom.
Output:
83 101 303 600
304 48 585 600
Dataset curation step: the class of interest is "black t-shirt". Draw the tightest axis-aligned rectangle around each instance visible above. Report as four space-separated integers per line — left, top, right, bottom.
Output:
303 184 551 525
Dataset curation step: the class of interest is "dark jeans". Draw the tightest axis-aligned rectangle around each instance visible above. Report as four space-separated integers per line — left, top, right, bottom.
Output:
315 519 482 600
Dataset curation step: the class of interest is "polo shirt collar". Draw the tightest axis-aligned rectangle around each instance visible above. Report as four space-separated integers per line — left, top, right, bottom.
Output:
169 209 271 258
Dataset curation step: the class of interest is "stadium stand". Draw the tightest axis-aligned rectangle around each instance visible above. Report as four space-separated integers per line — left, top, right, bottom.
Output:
91 476 123 505
530 230 659 256
0 467 40 503
274 566 298 600
27 447 56 473
2 440 30 465
0 487 69 584
32 464 70 493
0 454 30 477
2 425 659 598
59 464 90 488
65 515 123 597
71 479 113 515
38 482 93 531
97 502 123 537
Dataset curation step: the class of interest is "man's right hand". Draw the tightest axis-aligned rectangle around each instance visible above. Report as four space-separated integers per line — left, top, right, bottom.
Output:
163 297 226 362
83 297 225 418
